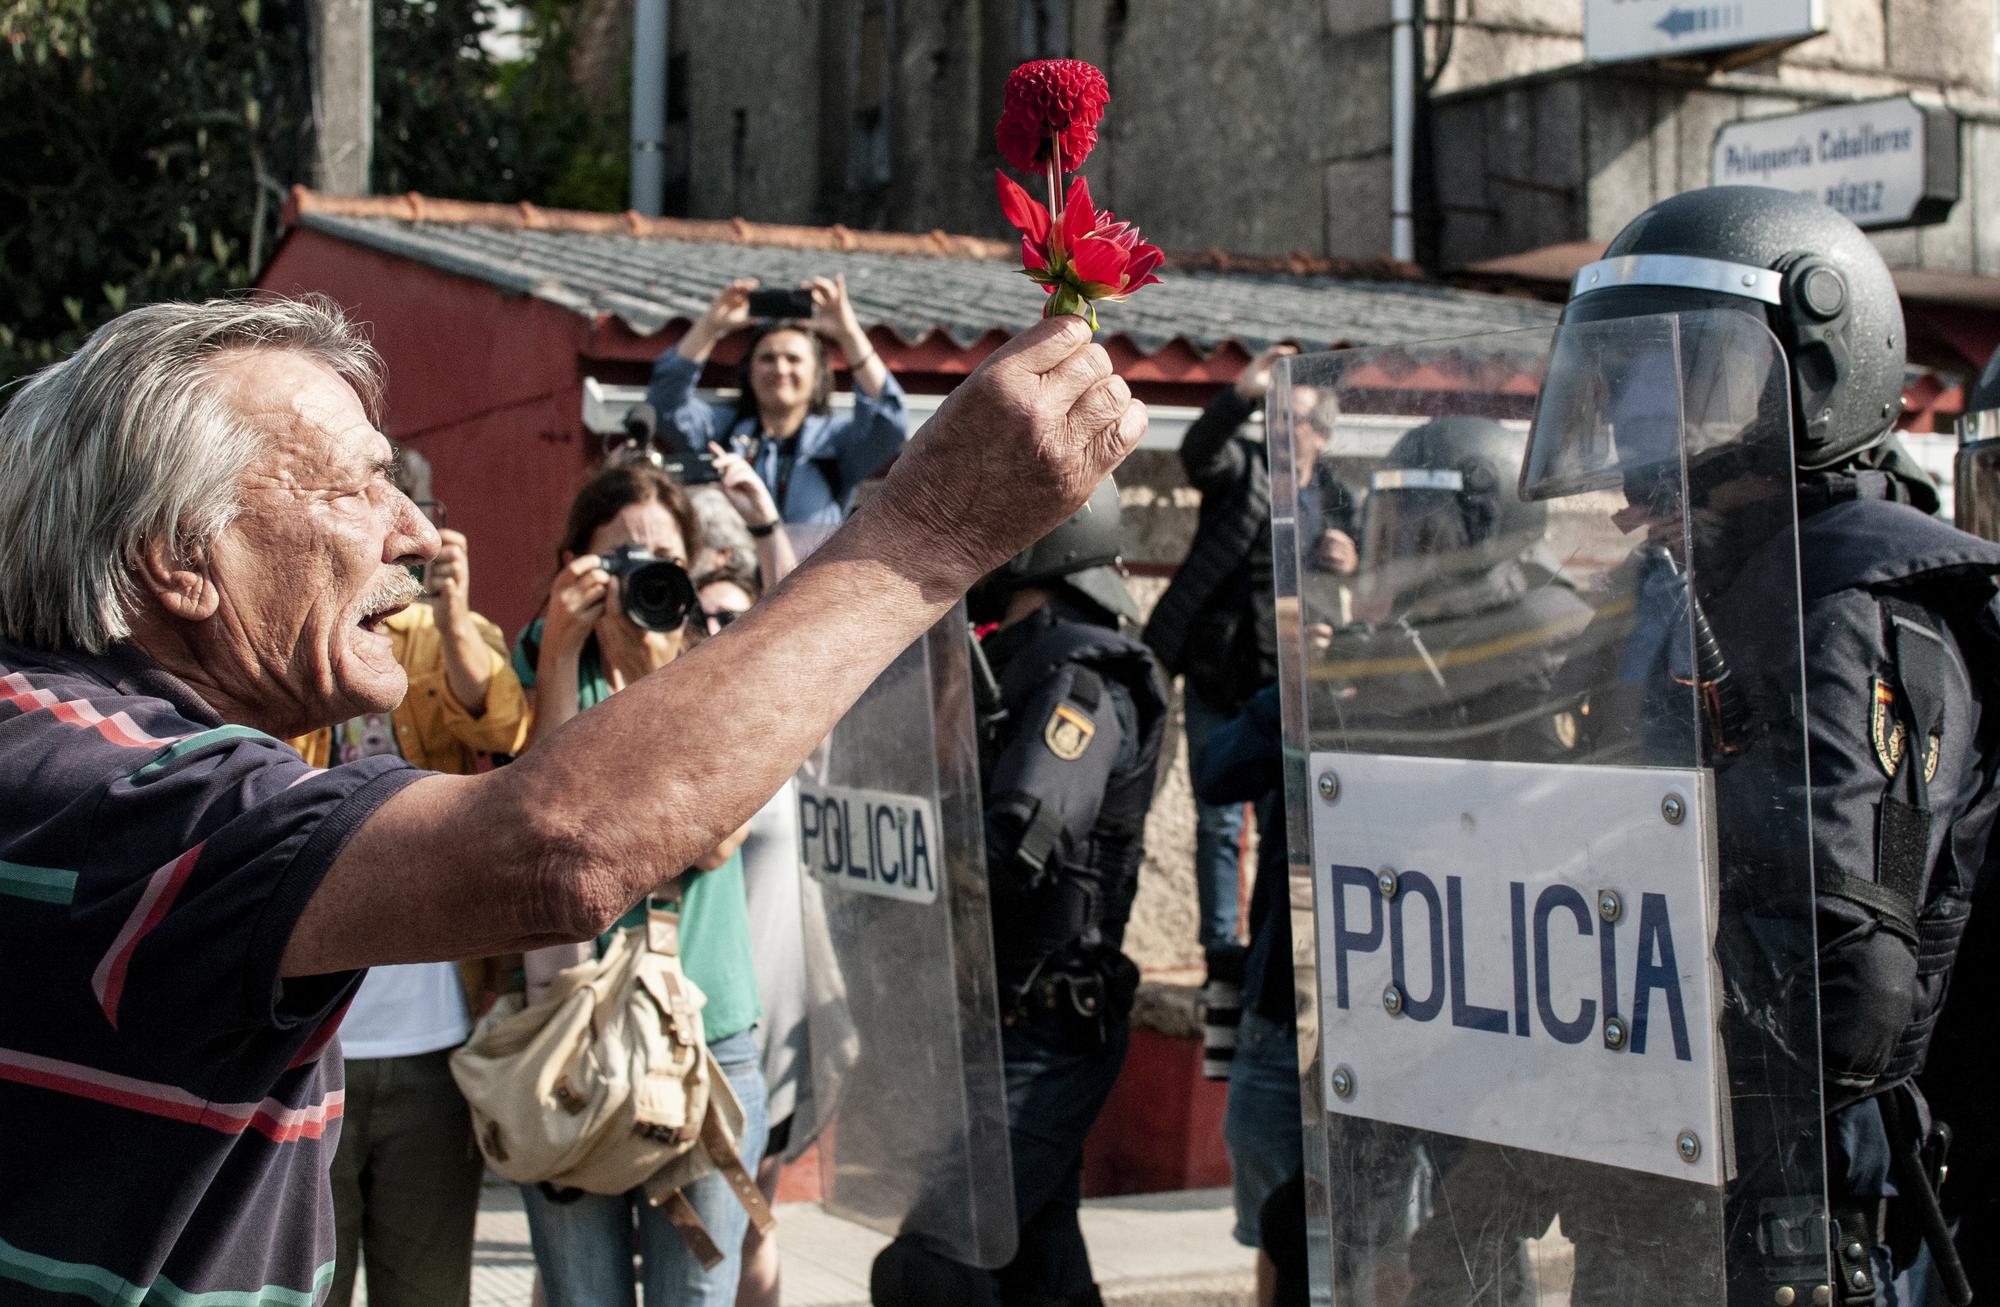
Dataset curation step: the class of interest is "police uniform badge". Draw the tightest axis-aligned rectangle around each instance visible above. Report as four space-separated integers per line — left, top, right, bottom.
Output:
1044 703 1096 761
1871 676 1940 782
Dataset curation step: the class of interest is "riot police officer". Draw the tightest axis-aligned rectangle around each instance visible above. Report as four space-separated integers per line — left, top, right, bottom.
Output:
870 478 1168 1307
1332 414 1591 761
1545 185 2000 1307
1919 347 2000 1303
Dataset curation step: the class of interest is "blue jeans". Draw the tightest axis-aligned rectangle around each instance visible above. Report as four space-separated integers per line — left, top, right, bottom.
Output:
1184 687 1245 951
522 1029 770 1307
1223 1008 1302 1247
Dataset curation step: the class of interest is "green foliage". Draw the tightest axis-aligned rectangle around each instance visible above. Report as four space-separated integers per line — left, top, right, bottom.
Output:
0 0 310 383
0 0 629 392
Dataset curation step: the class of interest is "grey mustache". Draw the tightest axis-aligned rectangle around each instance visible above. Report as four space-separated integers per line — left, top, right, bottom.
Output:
361 570 424 617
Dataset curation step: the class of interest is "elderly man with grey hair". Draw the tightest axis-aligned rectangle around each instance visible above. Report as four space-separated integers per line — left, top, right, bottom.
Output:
0 294 1143 1305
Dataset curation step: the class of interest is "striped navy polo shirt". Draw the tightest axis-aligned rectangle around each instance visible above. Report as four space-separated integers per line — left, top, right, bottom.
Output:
0 638 422 1304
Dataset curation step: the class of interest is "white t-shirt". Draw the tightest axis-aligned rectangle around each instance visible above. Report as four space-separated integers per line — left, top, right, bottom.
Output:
744 780 807 1129
327 710 473 1059
340 963 472 1060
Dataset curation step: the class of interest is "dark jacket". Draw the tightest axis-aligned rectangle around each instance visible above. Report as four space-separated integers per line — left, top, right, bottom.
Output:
1190 682 1292 1025
1146 390 1351 715
981 603 1169 991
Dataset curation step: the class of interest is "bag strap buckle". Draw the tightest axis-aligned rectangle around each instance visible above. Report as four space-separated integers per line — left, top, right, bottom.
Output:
646 897 682 956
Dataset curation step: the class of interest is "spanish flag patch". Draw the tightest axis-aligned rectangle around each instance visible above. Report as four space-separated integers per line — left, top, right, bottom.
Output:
1870 676 1940 782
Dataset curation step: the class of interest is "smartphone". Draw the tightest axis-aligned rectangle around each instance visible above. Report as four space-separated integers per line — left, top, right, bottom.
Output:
660 452 724 486
746 287 815 321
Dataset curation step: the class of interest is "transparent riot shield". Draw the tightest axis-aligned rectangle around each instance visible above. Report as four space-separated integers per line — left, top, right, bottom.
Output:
1271 310 1826 1306
793 599 1017 1268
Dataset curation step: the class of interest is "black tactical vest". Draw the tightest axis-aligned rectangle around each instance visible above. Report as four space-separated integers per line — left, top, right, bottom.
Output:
983 615 1168 984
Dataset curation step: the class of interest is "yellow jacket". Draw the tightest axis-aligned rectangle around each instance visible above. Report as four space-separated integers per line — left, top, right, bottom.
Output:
289 603 531 771
287 602 531 1015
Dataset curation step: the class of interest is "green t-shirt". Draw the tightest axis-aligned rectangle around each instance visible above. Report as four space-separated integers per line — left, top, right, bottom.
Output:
514 620 761 1042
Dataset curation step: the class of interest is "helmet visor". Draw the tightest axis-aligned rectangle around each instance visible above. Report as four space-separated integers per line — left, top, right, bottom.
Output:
1356 472 1471 620
1521 308 1781 504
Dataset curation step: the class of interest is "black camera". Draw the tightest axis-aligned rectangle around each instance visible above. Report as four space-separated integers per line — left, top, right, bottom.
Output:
599 545 697 632
608 403 722 485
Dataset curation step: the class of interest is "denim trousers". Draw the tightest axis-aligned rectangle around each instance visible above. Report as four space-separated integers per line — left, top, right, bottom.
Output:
521 1029 769 1307
1223 1008 1303 1247
1183 686 1246 951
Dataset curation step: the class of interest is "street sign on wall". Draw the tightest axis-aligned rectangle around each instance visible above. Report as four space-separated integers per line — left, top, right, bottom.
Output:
1712 96 1961 230
1587 0 1825 66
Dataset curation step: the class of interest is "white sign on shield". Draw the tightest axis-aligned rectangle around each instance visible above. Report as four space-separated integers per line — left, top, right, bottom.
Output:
1310 753 1724 1187
798 780 943 905
1586 0 1824 66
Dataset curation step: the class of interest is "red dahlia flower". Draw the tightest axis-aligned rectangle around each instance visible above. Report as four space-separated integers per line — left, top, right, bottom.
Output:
995 59 1110 174
996 170 1164 328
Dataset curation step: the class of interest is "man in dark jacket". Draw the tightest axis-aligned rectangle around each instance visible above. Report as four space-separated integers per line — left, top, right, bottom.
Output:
1144 346 1355 968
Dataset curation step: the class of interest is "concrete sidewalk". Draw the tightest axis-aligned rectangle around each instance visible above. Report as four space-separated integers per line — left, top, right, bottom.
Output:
423 1180 1257 1306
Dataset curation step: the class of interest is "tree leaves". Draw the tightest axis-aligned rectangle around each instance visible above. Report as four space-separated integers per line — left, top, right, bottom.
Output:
0 1 629 393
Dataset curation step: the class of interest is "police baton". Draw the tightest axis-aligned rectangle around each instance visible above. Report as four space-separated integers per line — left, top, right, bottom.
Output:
968 623 1009 743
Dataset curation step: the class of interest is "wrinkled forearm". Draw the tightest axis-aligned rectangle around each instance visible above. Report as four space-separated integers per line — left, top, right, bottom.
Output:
283 502 973 974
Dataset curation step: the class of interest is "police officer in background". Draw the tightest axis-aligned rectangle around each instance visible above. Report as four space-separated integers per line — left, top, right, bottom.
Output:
1333 415 1591 762
871 479 1169 1307
1920 345 2000 1303
1333 417 1596 1303
1549 186 2000 1306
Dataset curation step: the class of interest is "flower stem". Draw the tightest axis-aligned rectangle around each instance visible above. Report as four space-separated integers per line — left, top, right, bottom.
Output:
1046 283 1090 324
1048 135 1067 223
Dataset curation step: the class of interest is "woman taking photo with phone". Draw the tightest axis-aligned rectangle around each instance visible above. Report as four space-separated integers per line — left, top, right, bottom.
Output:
646 274 908 528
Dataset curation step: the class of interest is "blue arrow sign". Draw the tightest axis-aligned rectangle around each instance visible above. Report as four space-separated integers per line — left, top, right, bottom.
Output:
1590 0 1811 64
1657 7 1706 38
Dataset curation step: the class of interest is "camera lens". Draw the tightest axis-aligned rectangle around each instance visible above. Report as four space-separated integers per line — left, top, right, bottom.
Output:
621 558 696 632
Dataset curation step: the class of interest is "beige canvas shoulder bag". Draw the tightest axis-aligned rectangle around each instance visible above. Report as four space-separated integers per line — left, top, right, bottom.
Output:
449 900 774 1267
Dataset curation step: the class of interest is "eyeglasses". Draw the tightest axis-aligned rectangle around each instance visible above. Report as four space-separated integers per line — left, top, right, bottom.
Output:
702 608 741 632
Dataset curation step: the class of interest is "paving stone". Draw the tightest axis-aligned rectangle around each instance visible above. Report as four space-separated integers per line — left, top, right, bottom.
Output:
360 1181 1257 1307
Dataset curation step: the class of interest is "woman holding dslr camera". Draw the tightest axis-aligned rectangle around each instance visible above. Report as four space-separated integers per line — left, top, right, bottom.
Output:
648 274 907 527
512 461 768 1306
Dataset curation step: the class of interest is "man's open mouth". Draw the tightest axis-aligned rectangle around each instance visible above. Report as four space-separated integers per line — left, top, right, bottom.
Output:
359 602 409 634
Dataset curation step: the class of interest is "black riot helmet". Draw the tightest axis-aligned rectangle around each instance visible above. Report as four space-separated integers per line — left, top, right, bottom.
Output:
1562 185 1905 472
970 478 1138 628
1361 417 1546 612
1369 417 1545 564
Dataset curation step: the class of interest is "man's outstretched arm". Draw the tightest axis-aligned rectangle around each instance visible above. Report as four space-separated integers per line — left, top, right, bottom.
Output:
282 316 1147 975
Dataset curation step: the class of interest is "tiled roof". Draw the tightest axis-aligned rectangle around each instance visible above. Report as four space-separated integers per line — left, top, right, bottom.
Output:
289 190 1557 356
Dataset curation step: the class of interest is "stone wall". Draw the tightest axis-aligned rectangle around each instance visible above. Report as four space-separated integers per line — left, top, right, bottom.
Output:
666 0 2000 273
1423 0 2000 272
674 0 823 222
1428 0 1999 99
